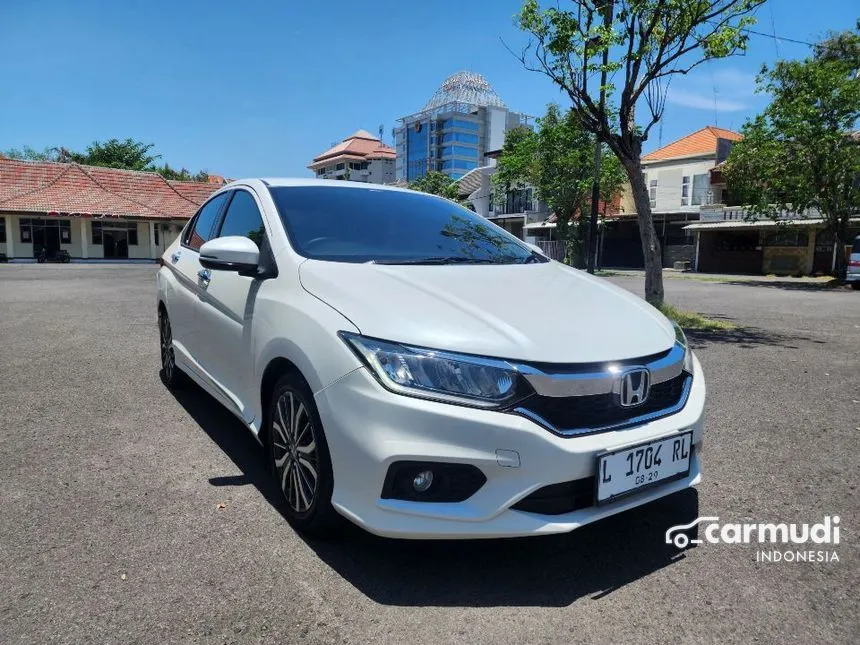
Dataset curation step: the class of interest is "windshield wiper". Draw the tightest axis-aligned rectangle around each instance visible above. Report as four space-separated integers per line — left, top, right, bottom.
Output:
370 256 499 265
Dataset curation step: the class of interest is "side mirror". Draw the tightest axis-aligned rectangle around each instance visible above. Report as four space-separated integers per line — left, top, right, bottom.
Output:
199 236 260 274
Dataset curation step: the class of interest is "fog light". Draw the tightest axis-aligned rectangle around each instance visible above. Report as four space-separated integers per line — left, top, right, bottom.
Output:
412 470 434 493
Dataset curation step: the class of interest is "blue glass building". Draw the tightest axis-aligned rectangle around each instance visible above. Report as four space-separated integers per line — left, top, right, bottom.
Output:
394 72 532 182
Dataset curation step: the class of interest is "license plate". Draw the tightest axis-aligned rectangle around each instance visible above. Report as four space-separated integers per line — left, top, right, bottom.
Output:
596 431 692 504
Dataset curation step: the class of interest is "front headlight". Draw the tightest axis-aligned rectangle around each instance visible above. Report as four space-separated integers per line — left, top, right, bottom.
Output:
672 322 695 373
340 332 528 408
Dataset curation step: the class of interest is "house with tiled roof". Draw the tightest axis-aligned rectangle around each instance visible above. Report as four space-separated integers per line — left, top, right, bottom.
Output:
601 126 742 270
308 130 396 184
0 158 221 260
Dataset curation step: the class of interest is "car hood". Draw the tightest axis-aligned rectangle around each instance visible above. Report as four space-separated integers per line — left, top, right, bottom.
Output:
299 259 675 363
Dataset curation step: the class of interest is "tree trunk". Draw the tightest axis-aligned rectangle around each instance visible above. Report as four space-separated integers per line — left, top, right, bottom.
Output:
833 217 848 281
622 157 665 305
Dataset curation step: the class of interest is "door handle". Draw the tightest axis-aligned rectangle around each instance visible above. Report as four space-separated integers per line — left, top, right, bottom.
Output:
197 268 211 286
171 251 181 263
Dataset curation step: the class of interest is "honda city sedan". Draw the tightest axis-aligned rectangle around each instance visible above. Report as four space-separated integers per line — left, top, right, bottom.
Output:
156 179 705 538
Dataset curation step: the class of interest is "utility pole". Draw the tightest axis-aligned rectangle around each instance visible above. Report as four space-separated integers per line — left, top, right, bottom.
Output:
586 0 614 274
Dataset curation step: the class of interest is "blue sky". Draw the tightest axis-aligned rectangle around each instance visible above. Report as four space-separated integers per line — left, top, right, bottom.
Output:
0 0 856 179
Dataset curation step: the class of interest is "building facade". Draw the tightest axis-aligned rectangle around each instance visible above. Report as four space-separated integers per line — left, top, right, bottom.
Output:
601 126 742 268
308 130 396 184
394 71 532 182
0 158 219 261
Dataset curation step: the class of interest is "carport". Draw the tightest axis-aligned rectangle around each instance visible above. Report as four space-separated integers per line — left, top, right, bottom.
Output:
685 218 860 276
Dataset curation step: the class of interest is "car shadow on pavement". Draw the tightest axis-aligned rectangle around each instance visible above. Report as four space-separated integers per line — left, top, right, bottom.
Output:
171 383 699 608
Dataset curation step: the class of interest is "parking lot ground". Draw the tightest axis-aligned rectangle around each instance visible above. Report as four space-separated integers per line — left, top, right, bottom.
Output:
1 264 858 644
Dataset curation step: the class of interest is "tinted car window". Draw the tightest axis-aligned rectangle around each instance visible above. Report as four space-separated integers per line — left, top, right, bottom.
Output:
268 186 537 264
186 192 229 250
218 190 266 248
853 236 860 253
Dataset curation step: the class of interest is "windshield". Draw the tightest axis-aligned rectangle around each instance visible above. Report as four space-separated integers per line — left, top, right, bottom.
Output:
268 185 542 264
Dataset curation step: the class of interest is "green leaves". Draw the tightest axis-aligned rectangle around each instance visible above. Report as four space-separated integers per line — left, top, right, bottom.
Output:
724 24 860 278
3 138 210 182
408 171 462 202
493 104 625 266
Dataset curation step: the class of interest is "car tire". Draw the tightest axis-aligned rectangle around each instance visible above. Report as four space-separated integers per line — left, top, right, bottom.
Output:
267 373 338 537
158 308 185 388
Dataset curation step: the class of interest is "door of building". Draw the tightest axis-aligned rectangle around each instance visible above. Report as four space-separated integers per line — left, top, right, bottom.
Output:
103 230 129 258
32 222 61 258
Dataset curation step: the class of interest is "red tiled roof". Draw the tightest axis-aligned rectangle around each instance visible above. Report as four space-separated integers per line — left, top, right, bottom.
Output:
642 126 742 162
309 129 396 168
0 158 220 220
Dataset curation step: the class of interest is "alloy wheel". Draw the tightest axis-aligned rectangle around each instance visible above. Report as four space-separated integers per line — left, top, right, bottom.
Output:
272 391 319 514
159 312 175 381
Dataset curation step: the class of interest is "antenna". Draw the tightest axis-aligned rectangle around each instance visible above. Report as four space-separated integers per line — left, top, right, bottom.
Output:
379 124 384 143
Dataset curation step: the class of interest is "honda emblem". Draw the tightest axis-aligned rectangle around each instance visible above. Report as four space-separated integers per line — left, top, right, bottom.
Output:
616 368 651 407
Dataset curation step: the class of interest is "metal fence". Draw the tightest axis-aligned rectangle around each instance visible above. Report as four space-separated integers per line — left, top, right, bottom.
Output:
536 240 564 261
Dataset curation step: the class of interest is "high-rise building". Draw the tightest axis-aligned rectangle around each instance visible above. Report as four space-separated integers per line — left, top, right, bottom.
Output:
394 71 532 182
308 130 396 184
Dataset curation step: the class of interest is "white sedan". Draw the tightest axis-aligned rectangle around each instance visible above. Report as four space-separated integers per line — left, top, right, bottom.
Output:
156 178 705 538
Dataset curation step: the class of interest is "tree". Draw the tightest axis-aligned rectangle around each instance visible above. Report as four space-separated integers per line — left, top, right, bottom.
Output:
3 138 212 183
724 25 860 281
493 104 625 266
408 170 462 202
70 138 160 171
2 146 74 162
515 0 764 304
156 163 210 183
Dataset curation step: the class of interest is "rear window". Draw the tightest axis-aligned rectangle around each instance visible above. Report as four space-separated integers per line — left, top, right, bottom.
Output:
852 236 860 253
268 186 536 265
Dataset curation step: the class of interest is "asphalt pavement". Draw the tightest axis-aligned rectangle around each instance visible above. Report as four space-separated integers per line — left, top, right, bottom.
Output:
0 264 857 644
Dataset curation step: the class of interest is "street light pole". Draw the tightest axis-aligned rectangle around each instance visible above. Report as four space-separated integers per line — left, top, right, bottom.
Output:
586 0 614 274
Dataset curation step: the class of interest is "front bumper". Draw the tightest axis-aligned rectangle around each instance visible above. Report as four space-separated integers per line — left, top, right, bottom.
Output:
314 355 705 539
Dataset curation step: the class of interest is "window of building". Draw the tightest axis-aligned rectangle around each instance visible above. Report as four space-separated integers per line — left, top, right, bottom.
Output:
154 223 160 246
216 190 266 248
691 174 710 206
764 229 808 247
92 220 137 245
0 218 5 243
447 119 480 131
20 218 32 242
335 163 345 171
440 145 478 159
183 192 230 250
316 168 327 176
20 218 71 244
649 179 657 208
441 132 479 144
681 176 690 206
349 162 369 170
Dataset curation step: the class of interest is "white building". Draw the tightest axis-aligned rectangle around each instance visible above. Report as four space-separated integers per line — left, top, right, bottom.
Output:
0 158 219 261
308 130 396 184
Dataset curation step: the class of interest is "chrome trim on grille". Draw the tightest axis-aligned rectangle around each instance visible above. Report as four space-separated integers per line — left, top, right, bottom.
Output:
513 343 686 398
513 374 693 437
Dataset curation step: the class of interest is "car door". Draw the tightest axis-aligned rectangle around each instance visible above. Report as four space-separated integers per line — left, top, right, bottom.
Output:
195 187 271 423
166 191 230 369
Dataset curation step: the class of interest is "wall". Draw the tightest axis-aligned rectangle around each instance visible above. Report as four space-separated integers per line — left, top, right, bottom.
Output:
1 213 182 260
643 156 718 213
486 107 507 153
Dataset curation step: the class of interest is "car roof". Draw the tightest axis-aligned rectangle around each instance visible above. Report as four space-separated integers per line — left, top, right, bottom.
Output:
229 177 414 194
